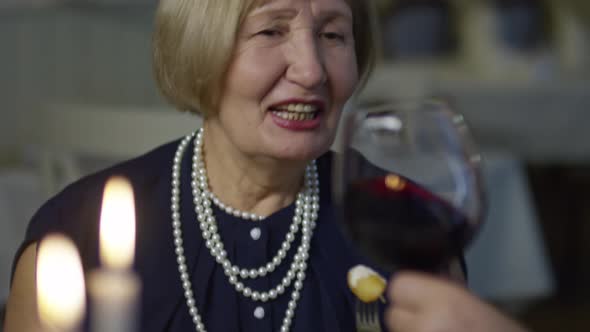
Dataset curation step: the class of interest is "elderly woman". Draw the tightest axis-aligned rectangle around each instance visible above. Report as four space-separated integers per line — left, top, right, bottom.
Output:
7 0 379 331
4 0 530 331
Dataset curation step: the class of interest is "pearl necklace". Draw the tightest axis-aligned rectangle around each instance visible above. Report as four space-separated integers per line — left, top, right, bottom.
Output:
208 191 265 221
171 129 320 332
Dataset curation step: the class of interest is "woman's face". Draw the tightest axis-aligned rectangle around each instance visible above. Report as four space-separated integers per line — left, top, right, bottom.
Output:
208 0 358 162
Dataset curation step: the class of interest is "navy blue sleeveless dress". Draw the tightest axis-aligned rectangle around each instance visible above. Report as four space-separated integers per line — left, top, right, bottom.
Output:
11 137 389 331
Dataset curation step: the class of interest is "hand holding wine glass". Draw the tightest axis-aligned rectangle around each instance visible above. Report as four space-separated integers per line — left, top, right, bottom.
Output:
333 99 485 273
386 271 530 332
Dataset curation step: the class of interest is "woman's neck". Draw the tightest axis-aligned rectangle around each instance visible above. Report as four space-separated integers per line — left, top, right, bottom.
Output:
201 124 308 217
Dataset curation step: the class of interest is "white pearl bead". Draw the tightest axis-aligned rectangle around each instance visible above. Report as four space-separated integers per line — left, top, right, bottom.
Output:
283 317 292 327
251 292 260 301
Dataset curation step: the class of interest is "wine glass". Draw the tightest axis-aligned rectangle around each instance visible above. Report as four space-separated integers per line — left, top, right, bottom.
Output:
333 99 485 273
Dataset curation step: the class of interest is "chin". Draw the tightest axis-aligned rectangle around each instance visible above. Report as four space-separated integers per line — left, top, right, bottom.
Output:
271 142 332 163
260 127 337 162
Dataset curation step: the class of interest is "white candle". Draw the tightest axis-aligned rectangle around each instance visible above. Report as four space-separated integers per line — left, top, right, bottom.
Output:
37 234 86 332
89 176 141 332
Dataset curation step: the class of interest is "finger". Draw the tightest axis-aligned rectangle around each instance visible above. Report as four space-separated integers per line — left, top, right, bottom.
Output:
388 271 461 310
385 306 417 332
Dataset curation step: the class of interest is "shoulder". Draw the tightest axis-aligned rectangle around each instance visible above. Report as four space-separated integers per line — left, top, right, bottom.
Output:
50 138 181 205
21 138 185 266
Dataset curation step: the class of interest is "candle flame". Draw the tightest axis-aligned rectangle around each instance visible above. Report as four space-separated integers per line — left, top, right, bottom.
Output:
99 176 136 270
37 234 86 331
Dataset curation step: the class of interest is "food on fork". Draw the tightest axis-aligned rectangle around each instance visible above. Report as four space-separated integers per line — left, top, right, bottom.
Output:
347 265 386 303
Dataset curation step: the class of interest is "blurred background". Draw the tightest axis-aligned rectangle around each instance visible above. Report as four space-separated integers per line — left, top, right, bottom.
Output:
0 0 589 331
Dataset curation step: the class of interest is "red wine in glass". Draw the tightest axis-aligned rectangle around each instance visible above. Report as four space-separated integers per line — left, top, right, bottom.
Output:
344 173 474 272
333 100 485 273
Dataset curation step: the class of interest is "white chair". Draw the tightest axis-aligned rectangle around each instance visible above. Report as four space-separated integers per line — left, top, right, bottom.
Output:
32 103 202 197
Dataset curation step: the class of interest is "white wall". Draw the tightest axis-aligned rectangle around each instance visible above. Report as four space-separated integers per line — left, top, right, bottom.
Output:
0 6 167 154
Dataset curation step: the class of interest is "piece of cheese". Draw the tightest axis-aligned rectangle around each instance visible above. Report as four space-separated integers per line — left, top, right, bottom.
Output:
347 265 386 303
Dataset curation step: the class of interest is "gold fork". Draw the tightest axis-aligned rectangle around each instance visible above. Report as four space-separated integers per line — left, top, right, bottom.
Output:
355 300 382 332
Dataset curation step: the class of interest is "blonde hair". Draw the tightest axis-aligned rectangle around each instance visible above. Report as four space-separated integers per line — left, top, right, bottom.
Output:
153 0 378 117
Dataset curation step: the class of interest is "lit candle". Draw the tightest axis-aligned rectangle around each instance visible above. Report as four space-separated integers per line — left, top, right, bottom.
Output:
98 176 136 270
37 234 86 332
88 176 141 332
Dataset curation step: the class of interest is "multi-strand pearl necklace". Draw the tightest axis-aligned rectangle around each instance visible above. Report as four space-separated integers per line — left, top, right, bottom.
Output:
171 129 320 332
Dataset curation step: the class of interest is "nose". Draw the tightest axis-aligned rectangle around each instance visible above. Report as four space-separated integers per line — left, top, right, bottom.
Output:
285 33 327 89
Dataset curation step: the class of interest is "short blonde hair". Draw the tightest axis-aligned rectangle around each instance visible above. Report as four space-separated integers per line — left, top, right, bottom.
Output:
153 0 378 117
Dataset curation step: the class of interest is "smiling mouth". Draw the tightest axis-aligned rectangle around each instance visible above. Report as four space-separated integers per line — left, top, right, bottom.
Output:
269 103 321 121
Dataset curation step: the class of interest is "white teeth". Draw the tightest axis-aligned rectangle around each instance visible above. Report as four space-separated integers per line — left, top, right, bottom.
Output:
270 102 320 121
277 103 319 113
272 110 316 121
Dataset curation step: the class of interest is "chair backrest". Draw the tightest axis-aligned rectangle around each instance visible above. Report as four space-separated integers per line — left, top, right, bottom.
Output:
30 103 201 197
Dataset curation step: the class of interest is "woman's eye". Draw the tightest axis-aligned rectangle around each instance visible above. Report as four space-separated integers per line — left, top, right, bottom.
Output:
321 32 345 42
257 29 283 38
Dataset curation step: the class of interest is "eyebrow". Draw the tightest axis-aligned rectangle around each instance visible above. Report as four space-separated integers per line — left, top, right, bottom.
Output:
248 4 352 23
318 9 353 23
247 7 298 21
